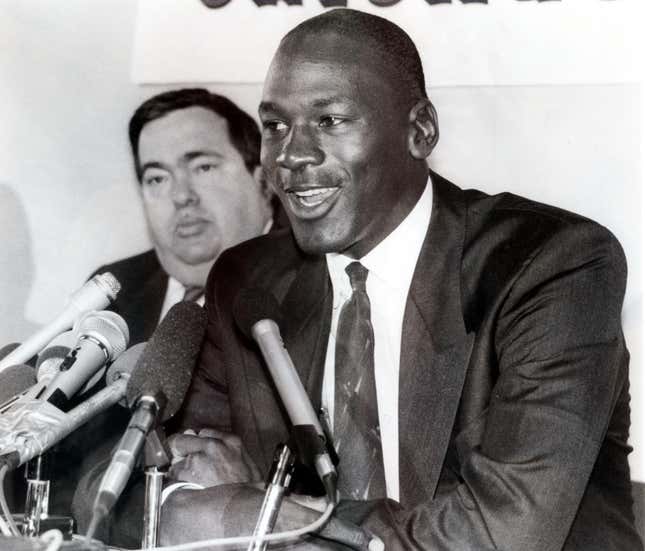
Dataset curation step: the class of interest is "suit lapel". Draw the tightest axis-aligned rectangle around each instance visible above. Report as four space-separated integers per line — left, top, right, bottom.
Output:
243 252 332 466
398 175 475 508
281 254 332 408
115 253 167 345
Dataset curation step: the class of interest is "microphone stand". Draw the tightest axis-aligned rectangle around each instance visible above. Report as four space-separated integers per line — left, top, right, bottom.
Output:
248 443 295 551
22 455 49 537
19 452 75 539
141 428 170 549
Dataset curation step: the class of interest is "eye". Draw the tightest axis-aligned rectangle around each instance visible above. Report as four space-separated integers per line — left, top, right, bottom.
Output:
142 173 168 187
319 116 345 128
195 162 217 173
262 120 288 133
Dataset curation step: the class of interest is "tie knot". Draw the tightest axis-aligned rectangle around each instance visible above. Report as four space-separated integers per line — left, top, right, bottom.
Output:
345 261 368 291
182 285 204 302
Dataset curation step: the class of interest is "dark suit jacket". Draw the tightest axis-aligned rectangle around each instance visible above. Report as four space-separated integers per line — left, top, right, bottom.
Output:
90 249 168 346
179 174 642 551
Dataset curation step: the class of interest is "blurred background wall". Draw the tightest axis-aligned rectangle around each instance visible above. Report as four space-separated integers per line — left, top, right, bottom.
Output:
1 0 642 525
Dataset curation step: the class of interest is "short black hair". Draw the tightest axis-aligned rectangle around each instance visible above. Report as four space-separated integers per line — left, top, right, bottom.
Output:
128 88 260 181
282 9 428 106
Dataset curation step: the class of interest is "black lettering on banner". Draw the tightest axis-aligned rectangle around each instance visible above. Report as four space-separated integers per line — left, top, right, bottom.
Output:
199 0 566 8
200 0 231 7
252 0 303 5
425 0 488 3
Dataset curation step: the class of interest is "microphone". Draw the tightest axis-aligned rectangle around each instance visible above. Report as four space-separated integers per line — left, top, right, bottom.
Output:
0 341 145 471
0 364 37 405
233 288 337 502
0 331 75 415
106 342 147 407
35 330 76 385
106 342 147 386
90 302 207 527
0 273 121 373
39 311 129 411
0 343 21 361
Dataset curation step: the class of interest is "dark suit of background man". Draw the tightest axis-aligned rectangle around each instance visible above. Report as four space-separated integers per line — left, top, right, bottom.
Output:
162 10 643 551
67 89 277 544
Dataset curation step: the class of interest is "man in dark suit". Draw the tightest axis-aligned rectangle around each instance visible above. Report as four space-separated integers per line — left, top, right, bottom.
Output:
93 88 275 346
64 89 276 543
161 10 642 550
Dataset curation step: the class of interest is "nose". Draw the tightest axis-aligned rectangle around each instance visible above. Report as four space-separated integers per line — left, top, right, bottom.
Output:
276 125 324 171
171 171 199 206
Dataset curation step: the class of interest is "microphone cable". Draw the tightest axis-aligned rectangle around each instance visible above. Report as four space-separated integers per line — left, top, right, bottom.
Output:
148 499 335 551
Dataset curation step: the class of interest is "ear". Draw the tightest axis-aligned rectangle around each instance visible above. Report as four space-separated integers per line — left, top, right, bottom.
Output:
408 99 439 160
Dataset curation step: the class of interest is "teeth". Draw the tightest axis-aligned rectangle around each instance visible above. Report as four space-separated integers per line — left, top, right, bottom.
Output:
289 187 338 208
294 187 335 198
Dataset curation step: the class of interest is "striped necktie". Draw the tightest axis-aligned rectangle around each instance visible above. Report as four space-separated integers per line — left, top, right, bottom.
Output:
334 261 386 500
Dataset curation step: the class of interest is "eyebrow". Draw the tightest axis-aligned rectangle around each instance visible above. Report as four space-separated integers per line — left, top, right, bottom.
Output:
140 161 167 175
311 96 354 109
259 96 354 114
140 150 223 174
258 101 280 115
183 150 224 162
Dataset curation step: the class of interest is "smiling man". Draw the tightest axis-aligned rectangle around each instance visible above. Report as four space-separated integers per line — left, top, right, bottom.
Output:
163 10 642 551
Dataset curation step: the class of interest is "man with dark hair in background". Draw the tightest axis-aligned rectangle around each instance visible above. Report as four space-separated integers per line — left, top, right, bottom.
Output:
160 9 642 551
93 87 276 345
66 88 279 546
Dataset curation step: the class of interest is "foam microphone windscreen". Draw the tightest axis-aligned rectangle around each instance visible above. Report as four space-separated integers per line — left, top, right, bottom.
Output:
36 345 71 369
35 330 76 376
0 343 20 362
125 302 207 421
0 364 37 403
233 288 284 339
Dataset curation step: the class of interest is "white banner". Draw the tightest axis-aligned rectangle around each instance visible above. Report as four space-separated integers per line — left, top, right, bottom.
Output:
132 0 641 86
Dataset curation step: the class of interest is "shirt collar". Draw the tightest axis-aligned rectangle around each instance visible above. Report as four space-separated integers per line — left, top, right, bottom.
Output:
166 276 185 299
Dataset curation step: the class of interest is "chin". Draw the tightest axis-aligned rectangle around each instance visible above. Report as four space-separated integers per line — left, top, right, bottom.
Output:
175 246 220 266
292 228 349 256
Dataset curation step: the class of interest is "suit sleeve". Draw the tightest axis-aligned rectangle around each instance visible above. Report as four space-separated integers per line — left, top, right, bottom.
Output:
174 257 234 433
358 222 630 550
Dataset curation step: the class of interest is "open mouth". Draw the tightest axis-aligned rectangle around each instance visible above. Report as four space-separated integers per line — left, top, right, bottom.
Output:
287 187 340 209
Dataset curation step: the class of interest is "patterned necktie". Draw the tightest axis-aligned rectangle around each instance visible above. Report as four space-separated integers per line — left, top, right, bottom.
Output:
182 285 203 303
334 261 386 500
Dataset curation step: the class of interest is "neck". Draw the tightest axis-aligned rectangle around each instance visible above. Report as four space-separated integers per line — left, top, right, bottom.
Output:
345 167 428 259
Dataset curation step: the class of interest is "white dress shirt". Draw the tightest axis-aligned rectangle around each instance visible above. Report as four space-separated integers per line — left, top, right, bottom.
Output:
322 177 433 501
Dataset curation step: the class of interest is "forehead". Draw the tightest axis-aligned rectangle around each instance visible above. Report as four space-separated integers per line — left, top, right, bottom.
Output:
262 33 398 111
138 106 235 161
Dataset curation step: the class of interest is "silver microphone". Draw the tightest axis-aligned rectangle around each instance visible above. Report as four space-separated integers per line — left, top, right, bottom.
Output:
0 273 121 373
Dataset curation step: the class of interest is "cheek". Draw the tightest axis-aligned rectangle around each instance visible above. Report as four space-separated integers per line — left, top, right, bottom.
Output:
202 187 261 232
260 143 279 171
143 200 173 238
